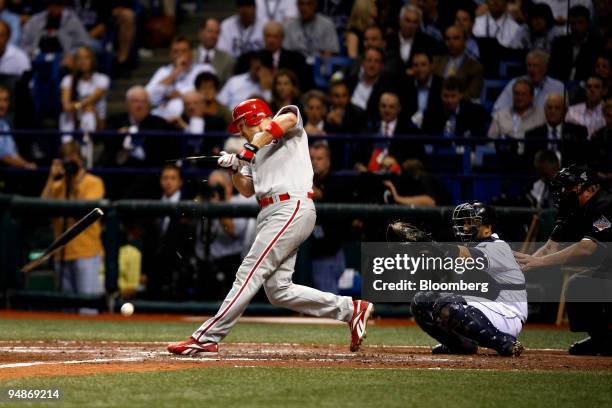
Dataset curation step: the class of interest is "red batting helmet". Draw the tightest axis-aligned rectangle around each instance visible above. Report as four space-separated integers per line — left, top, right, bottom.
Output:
228 98 273 134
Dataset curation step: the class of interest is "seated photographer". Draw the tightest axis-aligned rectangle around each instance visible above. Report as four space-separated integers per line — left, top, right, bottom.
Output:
40 140 105 314
381 159 450 207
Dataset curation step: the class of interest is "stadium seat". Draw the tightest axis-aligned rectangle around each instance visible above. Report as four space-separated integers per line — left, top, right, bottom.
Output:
499 60 524 79
480 79 510 112
313 56 353 89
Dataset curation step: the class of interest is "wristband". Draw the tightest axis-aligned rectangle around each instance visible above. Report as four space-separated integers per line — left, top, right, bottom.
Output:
264 120 284 139
237 143 259 162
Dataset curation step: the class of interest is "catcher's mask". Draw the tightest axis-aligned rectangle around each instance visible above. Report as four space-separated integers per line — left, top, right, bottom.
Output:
550 164 596 210
452 202 495 242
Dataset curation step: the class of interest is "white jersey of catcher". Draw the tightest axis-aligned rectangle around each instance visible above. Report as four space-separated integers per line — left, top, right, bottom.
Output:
240 105 313 197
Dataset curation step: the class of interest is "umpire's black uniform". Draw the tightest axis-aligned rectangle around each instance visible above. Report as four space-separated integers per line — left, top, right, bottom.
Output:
550 189 612 354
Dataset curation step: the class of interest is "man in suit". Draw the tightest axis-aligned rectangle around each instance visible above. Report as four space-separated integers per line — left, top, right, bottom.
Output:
549 5 603 81
235 21 313 91
432 25 484 100
422 76 489 138
358 92 421 172
143 164 195 299
105 86 178 168
386 4 444 78
346 47 393 124
195 18 235 87
325 80 366 135
525 92 589 167
399 51 444 131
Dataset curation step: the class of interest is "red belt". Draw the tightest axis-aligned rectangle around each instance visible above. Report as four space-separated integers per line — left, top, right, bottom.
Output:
257 192 313 208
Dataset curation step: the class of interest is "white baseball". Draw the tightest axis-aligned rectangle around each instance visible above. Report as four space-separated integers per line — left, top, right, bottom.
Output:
120 302 134 316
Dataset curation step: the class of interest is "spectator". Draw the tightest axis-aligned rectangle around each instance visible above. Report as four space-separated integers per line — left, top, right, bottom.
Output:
532 0 594 24
594 53 611 85
489 78 546 141
347 47 391 124
105 86 177 167
345 24 399 80
217 0 265 58
432 25 484 100
528 149 560 208
591 98 612 177
565 75 606 137
398 51 444 130
516 3 564 53
117 221 143 299
382 159 450 206
344 0 378 59
217 52 272 110
416 0 454 43
236 21 313 91
0 20 30 76
270 68 301 113
493 50 565 112
142 163 194 299
145 35 215 120
169 90 226 156
386 4 443 76
525 92 589 166
325 80 366 134
0 85 35 169
309 141 346 294
423 76 489 138
195 18 235 86
40 140 105 314
194 72 233 127
283 0 340 63
59 46 110 134
302 89 327 135
256 0 298 24
194 170 252 299
20 0 89 62
455 6 480 60
0 0 20 45
472 0 523 49
549 5 603 81
362 91 421 173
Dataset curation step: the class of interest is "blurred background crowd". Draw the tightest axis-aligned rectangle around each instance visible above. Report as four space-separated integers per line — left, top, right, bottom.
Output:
0 0 611 308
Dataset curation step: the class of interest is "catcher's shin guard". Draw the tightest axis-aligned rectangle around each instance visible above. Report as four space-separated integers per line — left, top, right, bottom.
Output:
446 303 523 356
411 292 478 354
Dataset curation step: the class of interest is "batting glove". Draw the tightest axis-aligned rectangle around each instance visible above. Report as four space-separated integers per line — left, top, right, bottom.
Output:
237 143 259 163
217 151 240 171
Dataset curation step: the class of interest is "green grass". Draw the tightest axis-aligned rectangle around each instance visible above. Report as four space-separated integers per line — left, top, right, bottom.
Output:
1 367 611 408
0 318 585 349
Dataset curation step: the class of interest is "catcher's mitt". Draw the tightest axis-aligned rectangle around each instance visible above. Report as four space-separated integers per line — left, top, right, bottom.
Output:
386 221 433 242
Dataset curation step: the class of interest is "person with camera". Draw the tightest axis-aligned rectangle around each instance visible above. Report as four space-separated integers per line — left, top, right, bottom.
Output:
40 140 105 314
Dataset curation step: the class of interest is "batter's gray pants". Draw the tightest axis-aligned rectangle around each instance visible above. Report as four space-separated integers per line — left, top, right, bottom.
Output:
193 197 354 343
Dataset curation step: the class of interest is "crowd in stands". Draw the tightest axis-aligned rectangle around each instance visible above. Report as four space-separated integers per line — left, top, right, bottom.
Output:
1 0 611 301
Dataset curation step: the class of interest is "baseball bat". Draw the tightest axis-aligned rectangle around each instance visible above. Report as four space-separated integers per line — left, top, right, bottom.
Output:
166 155 221 164
21 208 104 273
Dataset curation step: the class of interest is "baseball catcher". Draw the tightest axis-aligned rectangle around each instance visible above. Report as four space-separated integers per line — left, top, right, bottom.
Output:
391 202 527 356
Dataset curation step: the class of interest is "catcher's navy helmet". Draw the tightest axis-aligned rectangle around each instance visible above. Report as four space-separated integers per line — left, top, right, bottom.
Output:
452 202 496 242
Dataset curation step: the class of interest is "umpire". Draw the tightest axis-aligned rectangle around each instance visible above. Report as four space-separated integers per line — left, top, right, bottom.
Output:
515 164 612 356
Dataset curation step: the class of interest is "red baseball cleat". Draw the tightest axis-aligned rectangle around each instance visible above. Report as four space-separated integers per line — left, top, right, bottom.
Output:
349 300 374 352
167 337 219 356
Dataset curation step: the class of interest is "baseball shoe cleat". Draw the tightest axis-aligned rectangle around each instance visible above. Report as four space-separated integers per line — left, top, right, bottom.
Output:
498 340 524 357
432 343 478 355
349 300 374 352
569 337 612 356
167 337 218 356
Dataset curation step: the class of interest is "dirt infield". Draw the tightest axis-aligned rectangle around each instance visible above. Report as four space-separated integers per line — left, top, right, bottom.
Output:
1 340 611 380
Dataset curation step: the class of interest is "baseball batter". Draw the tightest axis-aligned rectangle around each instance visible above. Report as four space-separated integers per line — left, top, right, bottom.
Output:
389 202 527 356
168 99 374 355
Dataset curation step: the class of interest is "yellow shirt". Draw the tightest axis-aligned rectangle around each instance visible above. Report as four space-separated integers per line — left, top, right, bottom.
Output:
49 173 105 261
118 244 142 292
